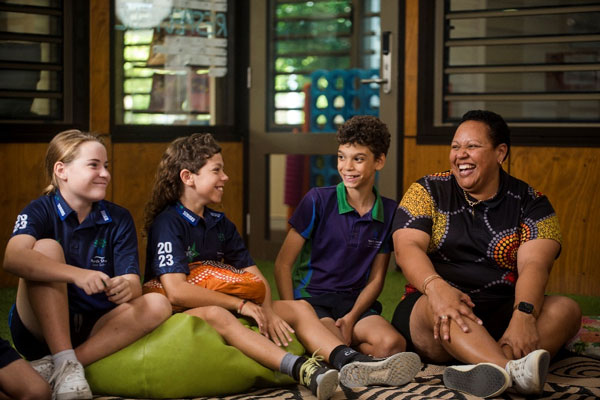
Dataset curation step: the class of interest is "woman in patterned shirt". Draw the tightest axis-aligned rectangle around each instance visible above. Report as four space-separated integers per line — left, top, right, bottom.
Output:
391 110 581 398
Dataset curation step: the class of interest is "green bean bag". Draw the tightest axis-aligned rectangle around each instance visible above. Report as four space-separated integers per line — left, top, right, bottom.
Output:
85 313 305 398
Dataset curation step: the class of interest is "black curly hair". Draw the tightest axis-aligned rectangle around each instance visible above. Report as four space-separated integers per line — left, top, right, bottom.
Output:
336 115 391 159
459 110 510 161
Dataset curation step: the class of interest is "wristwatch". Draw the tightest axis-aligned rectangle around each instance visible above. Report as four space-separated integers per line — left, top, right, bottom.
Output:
514 301 537 318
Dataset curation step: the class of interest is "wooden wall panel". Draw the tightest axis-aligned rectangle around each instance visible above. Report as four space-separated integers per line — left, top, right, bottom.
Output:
111 142 244 276
510 147 600 296
403 138 448 193
89 0 110 134
0 144 48 287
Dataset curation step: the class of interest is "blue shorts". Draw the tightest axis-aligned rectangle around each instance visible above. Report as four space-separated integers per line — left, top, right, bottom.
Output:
301 292 382 321
9 304 105 361
0 337 21 369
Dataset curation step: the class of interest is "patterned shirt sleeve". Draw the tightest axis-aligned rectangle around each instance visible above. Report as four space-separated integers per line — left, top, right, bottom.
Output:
392 182 435 235
11 199 51 239
520 187 562 246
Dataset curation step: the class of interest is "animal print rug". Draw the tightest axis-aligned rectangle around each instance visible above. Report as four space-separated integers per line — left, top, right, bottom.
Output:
95 355 600 399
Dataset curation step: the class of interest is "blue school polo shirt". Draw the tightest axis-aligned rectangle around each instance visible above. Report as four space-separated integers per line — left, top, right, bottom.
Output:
289 183 397 298
11 191 140 313
144 202 254 281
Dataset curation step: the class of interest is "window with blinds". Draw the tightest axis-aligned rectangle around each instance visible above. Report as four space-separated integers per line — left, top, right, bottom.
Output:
418 0 600 145
268 0 380 131
0 0 88 140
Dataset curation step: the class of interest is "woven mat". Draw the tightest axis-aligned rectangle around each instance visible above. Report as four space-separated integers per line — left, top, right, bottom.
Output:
95 355 600 399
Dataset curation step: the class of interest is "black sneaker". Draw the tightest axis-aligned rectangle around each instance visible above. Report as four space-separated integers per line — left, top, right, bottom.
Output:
298 352 339 400
339 351 421 387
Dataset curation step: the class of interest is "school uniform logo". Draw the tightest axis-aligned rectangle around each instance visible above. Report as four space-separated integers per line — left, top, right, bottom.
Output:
186 243 200 262
367 228 382 249
91 238 108 268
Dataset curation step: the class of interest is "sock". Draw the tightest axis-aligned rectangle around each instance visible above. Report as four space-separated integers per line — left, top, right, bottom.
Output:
280 352 303 380
329 345 372 370
52 349 78 369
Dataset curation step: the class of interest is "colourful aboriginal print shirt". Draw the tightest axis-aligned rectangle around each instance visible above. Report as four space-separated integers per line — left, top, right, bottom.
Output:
392 169 562 303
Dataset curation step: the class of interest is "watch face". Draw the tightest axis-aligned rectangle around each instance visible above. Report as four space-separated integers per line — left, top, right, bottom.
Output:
518 302 534 314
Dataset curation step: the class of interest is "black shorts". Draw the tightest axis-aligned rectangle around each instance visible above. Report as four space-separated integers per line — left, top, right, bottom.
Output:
9 304 106 361
301 292 382 321
0 337 21 369
391 292 515 351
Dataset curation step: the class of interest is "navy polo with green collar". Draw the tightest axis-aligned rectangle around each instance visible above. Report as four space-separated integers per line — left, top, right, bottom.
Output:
289 183 397 299
11 191 140 313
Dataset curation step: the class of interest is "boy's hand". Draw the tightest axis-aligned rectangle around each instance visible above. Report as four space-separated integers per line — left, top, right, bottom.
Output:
335 315 356 346
104 276 133 304
262 307 294 347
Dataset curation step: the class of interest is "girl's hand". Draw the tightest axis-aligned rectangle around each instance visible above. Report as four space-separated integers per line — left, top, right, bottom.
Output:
262 307 294 347
104 275 133 304
238 301 267 334
73 269 111 295
427 282 481 341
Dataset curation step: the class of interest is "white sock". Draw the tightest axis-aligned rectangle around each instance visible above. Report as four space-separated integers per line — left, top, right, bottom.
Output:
52 349 78 369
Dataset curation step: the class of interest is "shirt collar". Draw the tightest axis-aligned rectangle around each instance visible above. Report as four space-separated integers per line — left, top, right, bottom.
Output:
175 202 224 227
336 182 385 222
53 190 112 224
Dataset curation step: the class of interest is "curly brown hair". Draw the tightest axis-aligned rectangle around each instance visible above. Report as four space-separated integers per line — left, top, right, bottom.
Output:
143 133 221 234
336 115 391 159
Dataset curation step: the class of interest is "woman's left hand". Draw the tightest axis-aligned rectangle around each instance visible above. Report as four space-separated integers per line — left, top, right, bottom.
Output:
499 313 539 358
262 306 295 347
104 275 133 304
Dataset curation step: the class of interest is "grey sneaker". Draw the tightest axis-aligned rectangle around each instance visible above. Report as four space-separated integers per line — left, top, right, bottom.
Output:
30 355 54 382
50 360 92 400
444 362 510 398
506 349 550 395
339 351 421 388
298 353 339 400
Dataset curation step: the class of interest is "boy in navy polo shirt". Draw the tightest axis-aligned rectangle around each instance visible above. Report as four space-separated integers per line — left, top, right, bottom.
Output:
275 116 411 359
4 130 171 400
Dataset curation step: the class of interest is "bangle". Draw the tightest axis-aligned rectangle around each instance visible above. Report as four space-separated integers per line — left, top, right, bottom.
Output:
422 274 442 294
237 299 248 314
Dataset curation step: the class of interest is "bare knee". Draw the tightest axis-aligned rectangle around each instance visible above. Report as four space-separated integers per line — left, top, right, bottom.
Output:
374 332 407 357
139 293 172 327
545 296 582 338
189 305 234 329
32 239 65 262
18 381 52 400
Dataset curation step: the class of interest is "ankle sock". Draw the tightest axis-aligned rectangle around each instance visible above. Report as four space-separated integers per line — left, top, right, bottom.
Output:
280 352 303 380
52 349 78 370
329 345 372 370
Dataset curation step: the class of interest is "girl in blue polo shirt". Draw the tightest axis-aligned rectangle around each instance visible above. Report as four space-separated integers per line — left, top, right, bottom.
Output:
143 133 420 400
4 130 171 400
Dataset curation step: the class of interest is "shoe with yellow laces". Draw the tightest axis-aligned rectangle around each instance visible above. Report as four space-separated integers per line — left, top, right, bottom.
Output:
298 352 339 400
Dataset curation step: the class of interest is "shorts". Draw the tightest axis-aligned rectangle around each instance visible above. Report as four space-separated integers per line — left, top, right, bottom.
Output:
391 292 515 351
301 292 382 321
9 304 106 361
0 337 21 369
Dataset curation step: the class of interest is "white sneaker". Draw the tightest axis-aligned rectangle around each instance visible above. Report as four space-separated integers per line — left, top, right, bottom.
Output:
443 363 510 398
506 349 550 395
30 355 54 382
339 352 421 388
50 360 92 400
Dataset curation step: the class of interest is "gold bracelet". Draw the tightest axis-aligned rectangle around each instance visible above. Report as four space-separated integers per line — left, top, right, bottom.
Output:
237 299 248 314
422 274 442 294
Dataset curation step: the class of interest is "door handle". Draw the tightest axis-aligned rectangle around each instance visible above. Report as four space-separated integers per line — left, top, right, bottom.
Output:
360 31 391 94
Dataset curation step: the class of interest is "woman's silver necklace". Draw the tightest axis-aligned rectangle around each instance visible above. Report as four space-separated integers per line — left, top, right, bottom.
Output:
463 190 496 215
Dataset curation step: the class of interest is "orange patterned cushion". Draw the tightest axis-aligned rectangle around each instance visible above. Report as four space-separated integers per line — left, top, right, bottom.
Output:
143 260 266 312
